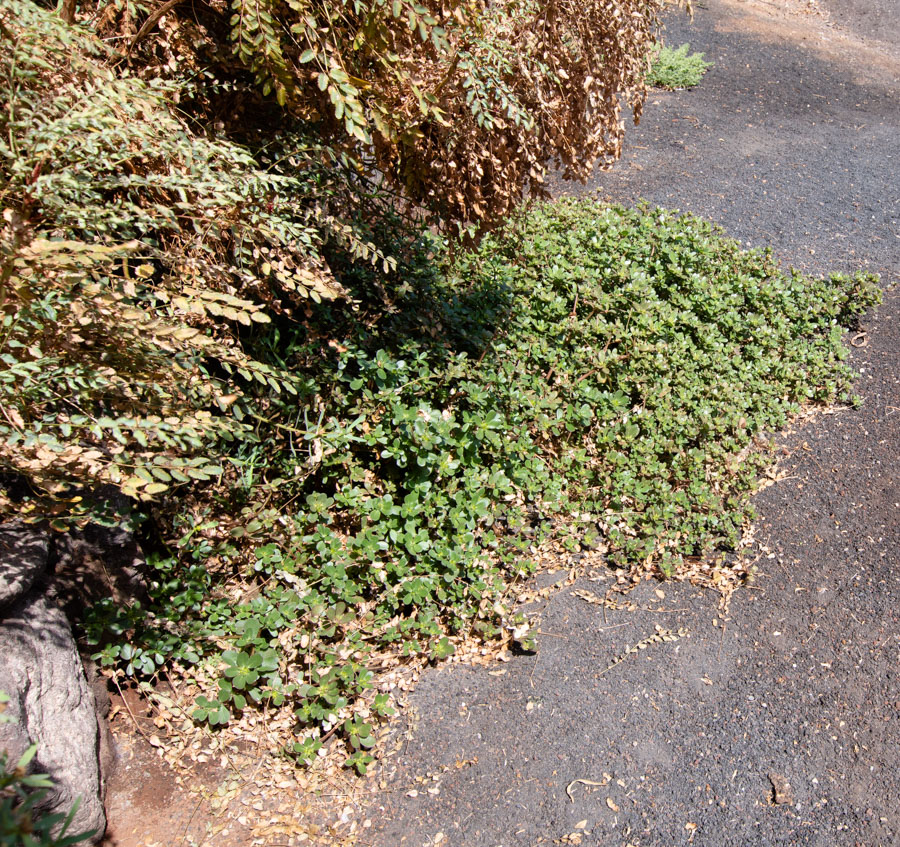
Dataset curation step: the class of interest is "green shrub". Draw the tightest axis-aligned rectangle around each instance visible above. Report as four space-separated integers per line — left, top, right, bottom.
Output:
646 42 713 89
84 199 880 771
0 0 377 524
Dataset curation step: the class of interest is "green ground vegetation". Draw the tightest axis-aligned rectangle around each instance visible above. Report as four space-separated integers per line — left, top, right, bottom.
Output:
0 749 92 847
647 42 714 89
86 199 878 770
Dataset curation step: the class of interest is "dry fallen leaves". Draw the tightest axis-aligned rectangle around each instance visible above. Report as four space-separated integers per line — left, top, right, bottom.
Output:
769 772 794 805
566 775 610 802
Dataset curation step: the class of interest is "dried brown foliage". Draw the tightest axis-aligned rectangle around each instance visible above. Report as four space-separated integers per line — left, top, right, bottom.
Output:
93 0 670 230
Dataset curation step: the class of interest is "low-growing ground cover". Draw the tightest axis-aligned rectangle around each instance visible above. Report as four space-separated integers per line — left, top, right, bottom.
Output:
84 198 880 773
647 42 714 88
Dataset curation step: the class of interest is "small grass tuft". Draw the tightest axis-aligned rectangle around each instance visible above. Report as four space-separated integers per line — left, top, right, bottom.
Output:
647 42 713 89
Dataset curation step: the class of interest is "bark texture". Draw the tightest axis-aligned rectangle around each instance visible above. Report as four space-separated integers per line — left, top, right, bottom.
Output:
0 523 107 842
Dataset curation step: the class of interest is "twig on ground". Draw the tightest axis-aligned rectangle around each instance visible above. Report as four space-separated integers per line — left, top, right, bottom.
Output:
112 673 155 744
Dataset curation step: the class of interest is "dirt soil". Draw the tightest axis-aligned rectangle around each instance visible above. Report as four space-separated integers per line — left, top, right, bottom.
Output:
360 0 900 845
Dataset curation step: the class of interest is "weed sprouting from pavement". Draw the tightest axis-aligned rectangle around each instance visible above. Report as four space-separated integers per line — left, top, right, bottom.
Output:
647 42 714 88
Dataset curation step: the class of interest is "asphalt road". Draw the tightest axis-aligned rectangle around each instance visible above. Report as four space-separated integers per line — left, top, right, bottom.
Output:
366 1 900 844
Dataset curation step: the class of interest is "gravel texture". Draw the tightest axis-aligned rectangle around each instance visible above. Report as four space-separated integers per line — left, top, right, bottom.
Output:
366 1 899 845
